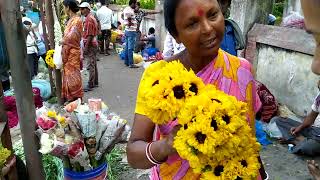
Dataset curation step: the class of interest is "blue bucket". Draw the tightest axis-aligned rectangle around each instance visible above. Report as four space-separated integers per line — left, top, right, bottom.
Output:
64 163 108 180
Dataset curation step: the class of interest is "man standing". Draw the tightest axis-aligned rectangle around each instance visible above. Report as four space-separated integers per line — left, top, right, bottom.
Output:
134 2 161 53
96 0 113 56
79 2 99 91
135 2 161 32
23 17 39 79
123 0 139 68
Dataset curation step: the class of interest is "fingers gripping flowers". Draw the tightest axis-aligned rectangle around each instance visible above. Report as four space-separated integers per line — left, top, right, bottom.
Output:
139 60 261 179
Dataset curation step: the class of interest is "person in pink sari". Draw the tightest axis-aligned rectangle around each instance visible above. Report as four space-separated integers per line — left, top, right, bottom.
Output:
127 0 266 179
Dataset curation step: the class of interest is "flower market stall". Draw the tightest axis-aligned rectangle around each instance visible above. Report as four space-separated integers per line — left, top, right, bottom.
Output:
35 98 130 179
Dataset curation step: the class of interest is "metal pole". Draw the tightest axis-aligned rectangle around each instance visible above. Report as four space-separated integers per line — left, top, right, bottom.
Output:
0 83 18 180
0 0 45 179
39 0 56 96
45 0 63 105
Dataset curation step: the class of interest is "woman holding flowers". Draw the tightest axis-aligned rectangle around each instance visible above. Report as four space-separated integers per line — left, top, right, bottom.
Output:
61 0 83 103
127 0 264 179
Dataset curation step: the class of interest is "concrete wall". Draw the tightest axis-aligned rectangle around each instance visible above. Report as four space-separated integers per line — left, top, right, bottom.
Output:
246 24 317 117
230 0 273 39
154 0 166 52
255 45 317 116
283 0 303 17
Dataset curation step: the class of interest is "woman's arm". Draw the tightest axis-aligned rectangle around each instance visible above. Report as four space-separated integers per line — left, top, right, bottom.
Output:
146 10 162 15
127 114 175 169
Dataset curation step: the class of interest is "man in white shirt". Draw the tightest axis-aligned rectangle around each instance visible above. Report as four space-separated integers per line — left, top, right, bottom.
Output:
275 89 320 156
23 17 39 79
162 32 185 59
96 0 113 56
122 0 138 68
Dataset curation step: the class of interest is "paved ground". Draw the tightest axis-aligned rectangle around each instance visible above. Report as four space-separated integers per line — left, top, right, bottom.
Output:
84 54 143 126
83 54 317 179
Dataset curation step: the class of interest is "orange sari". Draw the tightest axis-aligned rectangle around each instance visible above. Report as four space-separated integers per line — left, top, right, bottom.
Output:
62 16 83 101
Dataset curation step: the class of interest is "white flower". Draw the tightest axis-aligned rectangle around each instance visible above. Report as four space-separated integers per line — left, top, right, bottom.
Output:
39 133 55 154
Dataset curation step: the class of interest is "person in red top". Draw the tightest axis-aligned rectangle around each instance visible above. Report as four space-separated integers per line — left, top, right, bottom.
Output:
79 2 99 91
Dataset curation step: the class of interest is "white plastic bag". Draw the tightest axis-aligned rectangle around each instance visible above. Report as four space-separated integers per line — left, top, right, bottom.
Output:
53 45 63 69
265 118 283 138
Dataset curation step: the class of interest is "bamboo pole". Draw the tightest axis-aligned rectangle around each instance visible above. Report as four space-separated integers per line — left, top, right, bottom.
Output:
39 0 56 96
0 0 45 179
45 0 63 105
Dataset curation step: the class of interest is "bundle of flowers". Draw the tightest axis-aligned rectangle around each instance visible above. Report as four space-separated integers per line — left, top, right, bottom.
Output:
0 145 11 168
45 50 55 68
35 99 131 172
53 6 63 47
4 87 43 128
139 61 261 179
138 60 205 124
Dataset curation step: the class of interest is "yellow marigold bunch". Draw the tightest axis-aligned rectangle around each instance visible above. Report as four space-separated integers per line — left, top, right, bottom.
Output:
0 146 11 167
138 60 205 124
174 85 260 179
45 50 55 68
200 145 260 180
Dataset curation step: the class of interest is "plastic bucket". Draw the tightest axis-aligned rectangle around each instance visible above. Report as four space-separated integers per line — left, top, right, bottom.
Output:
64 163 108 180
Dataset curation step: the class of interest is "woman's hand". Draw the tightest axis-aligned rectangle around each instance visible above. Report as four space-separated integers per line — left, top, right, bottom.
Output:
160 125 181 157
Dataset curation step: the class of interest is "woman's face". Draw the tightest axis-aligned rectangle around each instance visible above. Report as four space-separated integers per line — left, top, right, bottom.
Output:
174 0 225 58
63 5 69 15
301 0 320 75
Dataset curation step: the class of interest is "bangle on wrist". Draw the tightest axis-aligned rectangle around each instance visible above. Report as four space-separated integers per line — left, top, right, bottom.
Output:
145 142 166 165
264 171 269 180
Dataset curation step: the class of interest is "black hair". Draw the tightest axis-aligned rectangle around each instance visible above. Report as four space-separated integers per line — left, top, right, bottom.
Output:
129 0 137 6
63 0 80 13
137 2 141 7
100 0 106 5
149 27 155 34
163 0 181 36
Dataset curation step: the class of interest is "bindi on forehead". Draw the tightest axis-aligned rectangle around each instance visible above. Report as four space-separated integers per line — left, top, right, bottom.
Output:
197 8 204 17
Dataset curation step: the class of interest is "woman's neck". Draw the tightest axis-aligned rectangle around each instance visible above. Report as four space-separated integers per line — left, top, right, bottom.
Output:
69 12 77 18
182 51 218 73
